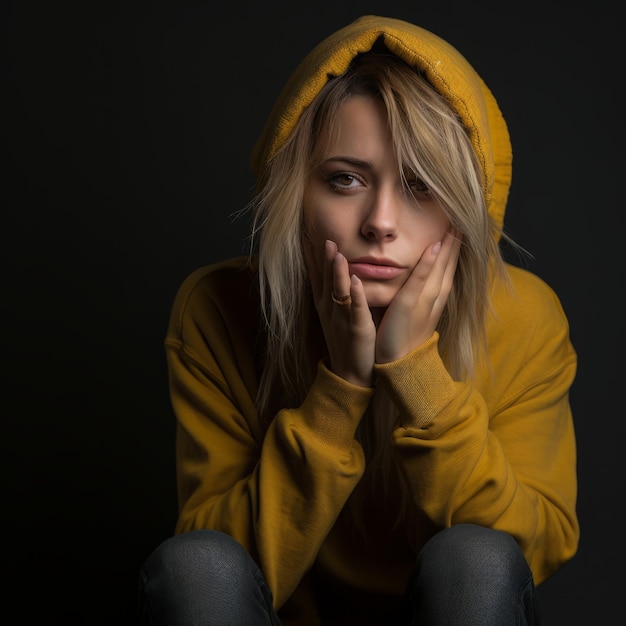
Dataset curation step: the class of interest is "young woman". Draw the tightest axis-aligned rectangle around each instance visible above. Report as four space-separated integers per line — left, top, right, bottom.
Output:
138 15 578 625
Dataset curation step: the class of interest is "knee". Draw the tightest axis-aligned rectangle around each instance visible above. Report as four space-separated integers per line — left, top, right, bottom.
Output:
141 530 252 584
406 525 539 624
416 524 529 583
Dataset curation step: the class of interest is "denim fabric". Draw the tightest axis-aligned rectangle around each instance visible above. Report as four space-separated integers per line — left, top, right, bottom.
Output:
405 524 542 625
138 530 281 625
138 524 541 625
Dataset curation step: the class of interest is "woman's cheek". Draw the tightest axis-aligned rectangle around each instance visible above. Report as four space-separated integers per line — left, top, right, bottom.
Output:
302 234 324 284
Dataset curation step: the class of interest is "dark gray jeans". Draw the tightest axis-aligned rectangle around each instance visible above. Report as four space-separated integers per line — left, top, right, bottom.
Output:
138 523 541 625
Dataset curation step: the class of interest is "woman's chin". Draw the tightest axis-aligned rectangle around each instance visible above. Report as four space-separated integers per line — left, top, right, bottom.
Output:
364 288 396 310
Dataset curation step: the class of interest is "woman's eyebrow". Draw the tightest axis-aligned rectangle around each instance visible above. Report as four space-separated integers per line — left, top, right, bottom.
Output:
321 156 374 169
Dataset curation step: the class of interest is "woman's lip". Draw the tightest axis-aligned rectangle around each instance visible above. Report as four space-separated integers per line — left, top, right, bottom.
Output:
348 262 405 279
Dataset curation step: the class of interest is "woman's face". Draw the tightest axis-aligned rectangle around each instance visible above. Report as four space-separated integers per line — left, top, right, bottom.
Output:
303 95 450 309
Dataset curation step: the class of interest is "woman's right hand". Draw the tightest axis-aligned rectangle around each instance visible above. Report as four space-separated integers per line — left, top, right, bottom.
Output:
304 239 376 387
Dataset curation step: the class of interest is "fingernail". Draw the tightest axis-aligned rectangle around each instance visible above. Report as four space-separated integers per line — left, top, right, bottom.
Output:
432 242 441 254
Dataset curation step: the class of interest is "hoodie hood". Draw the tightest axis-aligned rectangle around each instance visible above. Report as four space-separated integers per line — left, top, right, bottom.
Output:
250 15 512 233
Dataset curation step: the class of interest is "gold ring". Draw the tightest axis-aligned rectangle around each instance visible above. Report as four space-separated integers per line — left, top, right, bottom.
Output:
331 291 351 305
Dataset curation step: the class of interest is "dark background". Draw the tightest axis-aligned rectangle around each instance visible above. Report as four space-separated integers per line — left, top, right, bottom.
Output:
3 1 623 623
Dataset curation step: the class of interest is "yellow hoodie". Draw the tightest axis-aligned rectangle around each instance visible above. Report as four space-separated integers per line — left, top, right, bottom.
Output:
166 15 578 625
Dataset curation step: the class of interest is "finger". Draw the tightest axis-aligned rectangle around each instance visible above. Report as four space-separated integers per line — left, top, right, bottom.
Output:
420 228 460 295
439 228 462 296
395 228 457 308
321 240 337 303
397 239 441 300
332 252 351 303
417 230 460 320
348 274 371 323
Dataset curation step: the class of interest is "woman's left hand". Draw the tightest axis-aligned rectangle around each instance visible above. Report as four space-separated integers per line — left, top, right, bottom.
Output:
375 227 462 364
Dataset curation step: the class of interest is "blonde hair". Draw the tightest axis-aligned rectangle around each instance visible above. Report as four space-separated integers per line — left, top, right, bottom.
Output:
248 49 510 527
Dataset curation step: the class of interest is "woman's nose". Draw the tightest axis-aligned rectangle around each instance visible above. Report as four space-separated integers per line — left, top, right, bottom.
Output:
360 190 399 241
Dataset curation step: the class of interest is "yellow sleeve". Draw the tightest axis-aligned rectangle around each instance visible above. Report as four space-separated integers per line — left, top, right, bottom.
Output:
374 273 579 586
166 264 373 609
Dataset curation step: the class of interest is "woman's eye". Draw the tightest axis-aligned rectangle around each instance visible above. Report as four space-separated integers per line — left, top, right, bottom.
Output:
407 177 431 197
327 172 362 190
